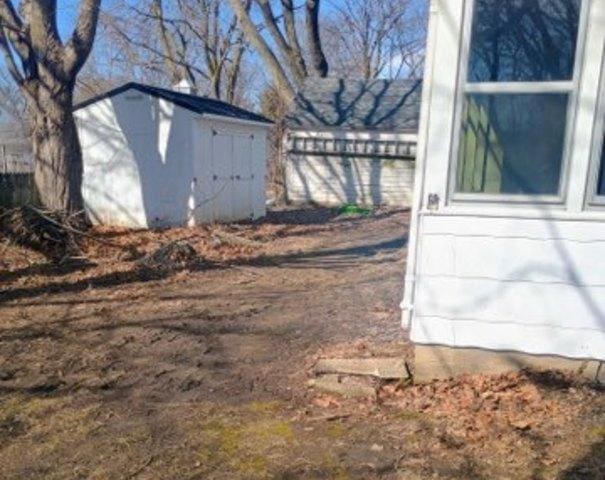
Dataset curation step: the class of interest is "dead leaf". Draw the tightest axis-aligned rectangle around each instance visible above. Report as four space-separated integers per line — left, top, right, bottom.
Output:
510 420 531 431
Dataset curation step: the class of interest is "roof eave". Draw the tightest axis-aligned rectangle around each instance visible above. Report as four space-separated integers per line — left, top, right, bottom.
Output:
200 113 273 128
286 125 419 135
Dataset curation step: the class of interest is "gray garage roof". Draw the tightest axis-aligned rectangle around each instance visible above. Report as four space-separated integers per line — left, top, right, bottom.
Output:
286 78 422 133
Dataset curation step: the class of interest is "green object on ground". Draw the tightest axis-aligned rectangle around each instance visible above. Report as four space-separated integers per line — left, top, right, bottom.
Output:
338 203 372 217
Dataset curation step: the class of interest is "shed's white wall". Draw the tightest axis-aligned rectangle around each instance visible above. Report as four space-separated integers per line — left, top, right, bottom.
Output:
75 91 195 228
285 129 417 207
75 89 268 228
404 0 605 361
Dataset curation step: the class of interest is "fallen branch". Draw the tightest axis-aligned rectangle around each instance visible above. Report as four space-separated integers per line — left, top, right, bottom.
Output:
212 230 264 248
306 412 352 422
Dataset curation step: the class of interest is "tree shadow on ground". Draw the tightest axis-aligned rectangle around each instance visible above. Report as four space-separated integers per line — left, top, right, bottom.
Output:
262 206 407 226
0 263 205 304
0 259 96 284
558 439 605 479
0 233 407 304
242 236 407 271
523 370 605 393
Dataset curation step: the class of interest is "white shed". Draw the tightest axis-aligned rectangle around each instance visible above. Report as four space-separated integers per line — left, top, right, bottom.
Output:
404 0 605 379
74 83 273 228
284 78 421 207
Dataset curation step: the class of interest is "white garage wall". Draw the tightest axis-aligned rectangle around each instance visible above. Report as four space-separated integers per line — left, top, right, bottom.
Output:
285 130 417 207
286 155 415 206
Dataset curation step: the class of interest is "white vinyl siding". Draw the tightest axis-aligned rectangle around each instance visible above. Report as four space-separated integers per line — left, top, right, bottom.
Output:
412 214 605 360
403 0 605 362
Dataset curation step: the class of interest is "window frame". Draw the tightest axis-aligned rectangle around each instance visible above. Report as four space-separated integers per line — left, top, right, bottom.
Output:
446 0 591 206
586 46 605 207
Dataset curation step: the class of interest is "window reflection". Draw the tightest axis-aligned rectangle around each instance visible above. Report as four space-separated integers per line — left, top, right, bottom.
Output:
457 93 568 194
468 0 581 82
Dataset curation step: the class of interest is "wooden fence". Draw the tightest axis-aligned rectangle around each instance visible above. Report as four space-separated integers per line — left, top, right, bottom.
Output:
0 137 37 207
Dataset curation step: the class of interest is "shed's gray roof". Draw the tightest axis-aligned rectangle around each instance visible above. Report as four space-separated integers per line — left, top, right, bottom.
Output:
286 78 422 132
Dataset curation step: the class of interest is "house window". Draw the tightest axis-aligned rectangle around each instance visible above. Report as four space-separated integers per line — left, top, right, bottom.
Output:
454 0 583 197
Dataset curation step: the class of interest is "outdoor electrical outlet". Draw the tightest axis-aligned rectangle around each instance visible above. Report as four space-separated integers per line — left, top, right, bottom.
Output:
427 193 440 211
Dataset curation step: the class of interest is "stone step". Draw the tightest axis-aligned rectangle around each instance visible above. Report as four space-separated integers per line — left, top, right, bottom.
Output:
314 357 410 380
308 374 377 399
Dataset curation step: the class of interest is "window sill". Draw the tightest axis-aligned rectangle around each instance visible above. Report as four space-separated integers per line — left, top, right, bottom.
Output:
448 192 564 206
421 204 605 223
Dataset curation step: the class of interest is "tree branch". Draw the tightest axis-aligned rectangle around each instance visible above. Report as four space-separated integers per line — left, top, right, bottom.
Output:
227 0 295 102
256 0 307 84
63 0 102 76
0 26 25 84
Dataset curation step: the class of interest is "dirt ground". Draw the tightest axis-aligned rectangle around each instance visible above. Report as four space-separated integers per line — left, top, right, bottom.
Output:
0 207 603 479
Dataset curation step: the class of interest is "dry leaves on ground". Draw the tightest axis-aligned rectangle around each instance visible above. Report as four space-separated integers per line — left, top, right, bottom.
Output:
379 370 602 443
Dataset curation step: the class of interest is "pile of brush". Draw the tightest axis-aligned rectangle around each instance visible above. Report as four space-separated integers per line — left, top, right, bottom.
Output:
136 240 199 271
0 206 87 263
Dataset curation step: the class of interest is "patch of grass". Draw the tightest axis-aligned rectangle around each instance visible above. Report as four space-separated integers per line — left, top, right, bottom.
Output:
0 395 60 443
0 396 57 423
198 411 295 478
531 465 553 480
326 422 345 439
321 453 350 480
589 425 605 439
337 203 372 217
392 410 427 422
248 401 282 414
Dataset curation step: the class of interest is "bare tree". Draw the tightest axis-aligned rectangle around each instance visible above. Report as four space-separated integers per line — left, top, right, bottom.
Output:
227 0 329 103
104 0 250 103
0 0 101 213
323 0 426 80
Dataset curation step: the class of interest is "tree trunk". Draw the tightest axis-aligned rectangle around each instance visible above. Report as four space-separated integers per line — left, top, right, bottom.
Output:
0 0 101 217
29 88 85 214
305 0 329 77
227 0 296 103
226 42 245 103
210 70 222 99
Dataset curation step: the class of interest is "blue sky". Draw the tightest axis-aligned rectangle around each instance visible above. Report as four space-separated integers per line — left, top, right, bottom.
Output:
55 0 426 41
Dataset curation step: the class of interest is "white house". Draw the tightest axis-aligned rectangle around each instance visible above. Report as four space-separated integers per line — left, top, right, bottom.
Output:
403 0 605 380
284 78 421 207
74 82 273 228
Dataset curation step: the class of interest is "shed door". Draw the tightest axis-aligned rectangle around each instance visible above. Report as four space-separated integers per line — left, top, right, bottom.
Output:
210 129 254 222
231 132 254 219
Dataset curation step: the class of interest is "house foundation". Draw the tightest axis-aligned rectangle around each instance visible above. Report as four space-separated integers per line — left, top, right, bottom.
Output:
414 345 604 384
